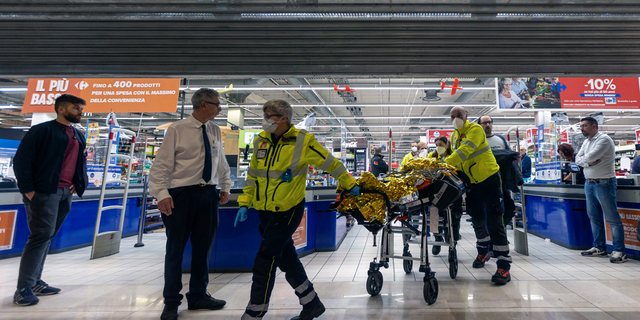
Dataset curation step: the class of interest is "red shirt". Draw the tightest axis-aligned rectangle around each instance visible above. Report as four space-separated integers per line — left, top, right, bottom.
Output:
58 124 79 188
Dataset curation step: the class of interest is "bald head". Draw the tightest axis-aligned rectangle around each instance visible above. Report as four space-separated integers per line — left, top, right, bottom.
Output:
450 106 467 122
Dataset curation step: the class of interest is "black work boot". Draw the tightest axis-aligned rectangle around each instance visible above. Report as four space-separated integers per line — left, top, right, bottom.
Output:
291 300 325 320
160 304 178 320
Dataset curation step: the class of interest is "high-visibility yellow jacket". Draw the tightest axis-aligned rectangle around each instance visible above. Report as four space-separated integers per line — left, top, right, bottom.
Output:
400 152 416 170
445 120 500 184
238 126 356 212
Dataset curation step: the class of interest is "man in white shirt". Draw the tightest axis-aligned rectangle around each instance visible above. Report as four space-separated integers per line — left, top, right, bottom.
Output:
575 116 626 263
150 88 232 320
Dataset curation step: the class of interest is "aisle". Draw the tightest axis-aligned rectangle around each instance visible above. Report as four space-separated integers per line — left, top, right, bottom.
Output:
1 216 640 319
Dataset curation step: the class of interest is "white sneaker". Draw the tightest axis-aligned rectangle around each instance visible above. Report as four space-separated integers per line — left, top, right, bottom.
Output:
581 247 607 257
610 251 628 264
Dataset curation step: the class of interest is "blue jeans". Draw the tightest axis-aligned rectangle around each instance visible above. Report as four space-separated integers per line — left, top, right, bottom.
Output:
585 178 625 252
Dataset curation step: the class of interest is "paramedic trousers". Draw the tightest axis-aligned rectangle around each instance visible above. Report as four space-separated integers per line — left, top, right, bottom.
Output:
242 200 319 320
466 173 512 270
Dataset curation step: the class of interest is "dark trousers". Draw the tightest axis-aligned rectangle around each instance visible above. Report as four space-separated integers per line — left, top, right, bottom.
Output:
502 183 516 225
243 201 318 319
467 173 512 269
17 187 72 290
161 185 219 306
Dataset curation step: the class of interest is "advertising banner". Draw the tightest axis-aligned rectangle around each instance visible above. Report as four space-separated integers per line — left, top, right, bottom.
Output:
293 207 308 250
87 165 122 187
636 129 640 143
382 141 396 153
606 208 640 251
0 210 18 251
86 122 100 145
559 77 640 109
498 77 640 110
23 78 180 113
425 130 453 145
534 162 562 184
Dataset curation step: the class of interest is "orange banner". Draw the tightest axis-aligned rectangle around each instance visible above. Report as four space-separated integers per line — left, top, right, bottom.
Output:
293 208 308 250
605 208 640 251
0 210 18 251
22 78 180 113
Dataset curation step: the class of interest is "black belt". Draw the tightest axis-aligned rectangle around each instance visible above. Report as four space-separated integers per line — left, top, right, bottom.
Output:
586 178 613 183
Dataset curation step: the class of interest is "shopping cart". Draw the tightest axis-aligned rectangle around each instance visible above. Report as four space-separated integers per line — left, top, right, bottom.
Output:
331 170 465 305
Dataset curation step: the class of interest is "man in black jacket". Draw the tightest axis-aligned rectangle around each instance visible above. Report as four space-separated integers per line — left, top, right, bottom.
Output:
12 94 88 307
370 147 389 178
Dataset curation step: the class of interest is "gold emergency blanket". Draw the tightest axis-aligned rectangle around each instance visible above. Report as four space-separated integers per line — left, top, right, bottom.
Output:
336 157 458 224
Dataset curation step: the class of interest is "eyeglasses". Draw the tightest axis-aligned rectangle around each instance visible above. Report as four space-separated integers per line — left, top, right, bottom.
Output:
480 121 493 125
203 100 221 108
264 113 283 119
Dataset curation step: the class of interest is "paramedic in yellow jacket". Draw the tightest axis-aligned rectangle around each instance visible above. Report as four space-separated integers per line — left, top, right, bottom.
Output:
445 106 512 285
235 99 360 320
400 141 419 169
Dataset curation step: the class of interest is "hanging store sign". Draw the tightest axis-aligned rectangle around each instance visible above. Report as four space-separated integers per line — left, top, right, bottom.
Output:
559 77 640 109
636 129 640 143
425 130 453 145
22 78 180 113
0 210 18 251
526 128 568 145
499 77 640 110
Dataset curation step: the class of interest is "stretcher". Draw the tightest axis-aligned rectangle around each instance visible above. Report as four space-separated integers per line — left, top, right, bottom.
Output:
331 169 465 305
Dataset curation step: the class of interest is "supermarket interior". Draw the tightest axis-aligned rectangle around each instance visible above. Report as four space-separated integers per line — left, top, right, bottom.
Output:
2 1 640 320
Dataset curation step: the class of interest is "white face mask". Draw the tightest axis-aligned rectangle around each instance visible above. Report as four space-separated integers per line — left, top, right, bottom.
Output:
411 146 418 153
436 146 447 155
452 117 465 130
261 118 279 133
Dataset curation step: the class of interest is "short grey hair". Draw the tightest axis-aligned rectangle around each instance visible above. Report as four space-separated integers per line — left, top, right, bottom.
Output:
374 147 382 154
499 78 513 91
191 88 220 110
263 99 293 125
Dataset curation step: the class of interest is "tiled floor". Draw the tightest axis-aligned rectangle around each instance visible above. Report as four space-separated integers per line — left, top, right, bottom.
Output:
2 215 640 319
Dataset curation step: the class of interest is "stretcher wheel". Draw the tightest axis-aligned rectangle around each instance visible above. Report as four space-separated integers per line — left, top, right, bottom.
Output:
423 276 438 305
448 247 458 279
366 271 383 296
432 244 441 255
403 252 413 274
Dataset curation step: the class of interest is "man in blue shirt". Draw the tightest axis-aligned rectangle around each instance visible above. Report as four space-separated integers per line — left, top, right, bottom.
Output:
520 146 532 182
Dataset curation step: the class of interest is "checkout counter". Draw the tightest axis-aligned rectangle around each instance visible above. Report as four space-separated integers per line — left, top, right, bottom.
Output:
523 183 640 258
0 184 349 273
0 186 144 259
181 186 348 272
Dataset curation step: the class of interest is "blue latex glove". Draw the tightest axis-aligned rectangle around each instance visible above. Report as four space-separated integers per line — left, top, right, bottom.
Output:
350 185 361 196
234 207 248 227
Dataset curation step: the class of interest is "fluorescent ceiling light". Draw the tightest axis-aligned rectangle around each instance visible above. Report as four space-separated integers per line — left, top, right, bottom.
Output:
11 126 31 129
0 105 18 109
180 85 495 91
0 88 27 92
240 104 495 108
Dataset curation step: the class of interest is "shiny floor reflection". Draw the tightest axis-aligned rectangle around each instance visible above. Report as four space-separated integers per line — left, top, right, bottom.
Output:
1 215 640 319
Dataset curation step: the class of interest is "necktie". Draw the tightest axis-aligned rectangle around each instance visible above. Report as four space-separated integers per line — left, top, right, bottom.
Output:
201 125 212 183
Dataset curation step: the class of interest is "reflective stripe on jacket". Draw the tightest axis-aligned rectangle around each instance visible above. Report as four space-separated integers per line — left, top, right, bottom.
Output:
238 125 356 212
445 120 499 184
